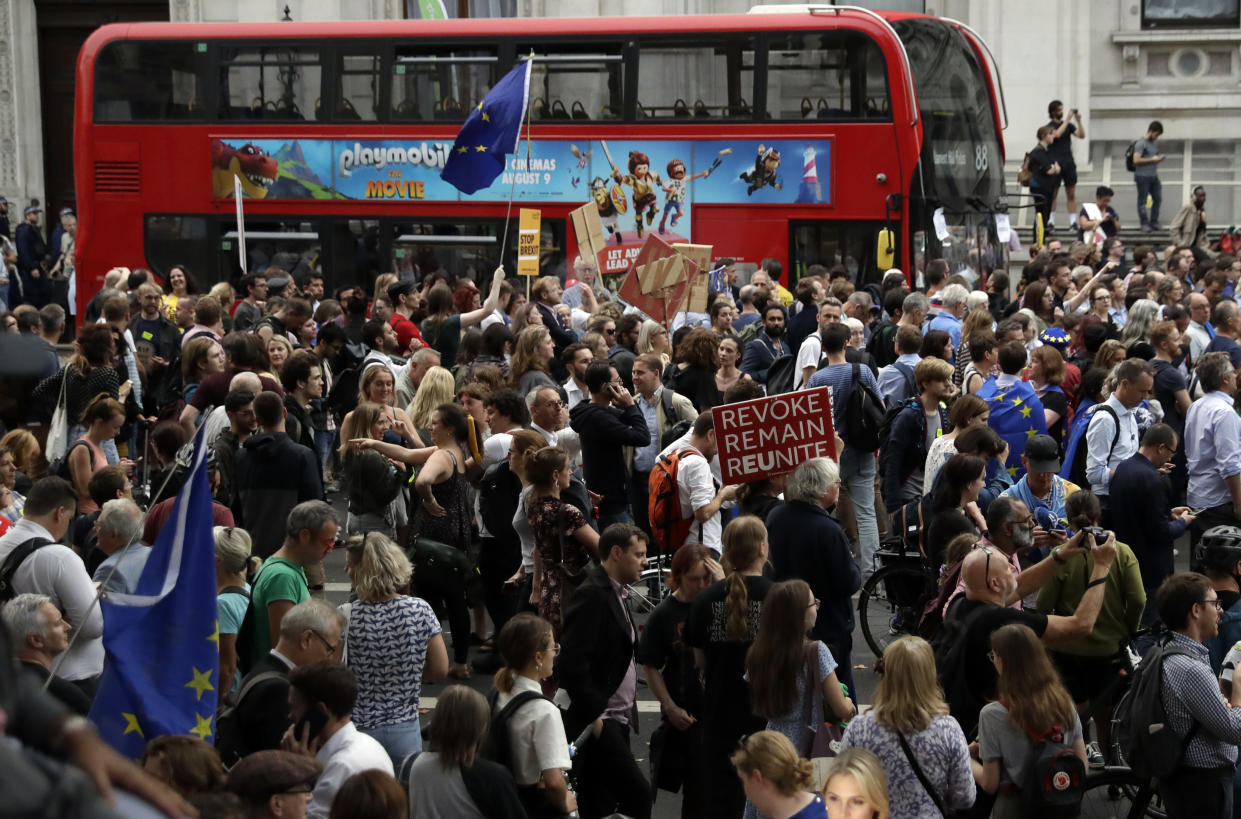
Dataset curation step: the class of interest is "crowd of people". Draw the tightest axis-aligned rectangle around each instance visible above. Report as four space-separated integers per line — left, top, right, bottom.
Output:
4 234 1241 818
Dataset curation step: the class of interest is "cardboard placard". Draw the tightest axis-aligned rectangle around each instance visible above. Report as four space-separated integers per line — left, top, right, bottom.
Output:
517 208 541 276
570 202 607 262
713 388 837 484
672 243 713 313
616 233 696 325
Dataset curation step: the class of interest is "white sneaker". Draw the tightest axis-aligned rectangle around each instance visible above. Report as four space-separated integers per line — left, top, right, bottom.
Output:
1085 741 1105 769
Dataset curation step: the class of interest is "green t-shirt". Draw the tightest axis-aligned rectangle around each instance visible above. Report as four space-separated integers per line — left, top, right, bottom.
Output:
248 557 309 668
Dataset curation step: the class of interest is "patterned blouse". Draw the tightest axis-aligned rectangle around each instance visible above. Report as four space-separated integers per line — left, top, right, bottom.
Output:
345 596 442 729
841 712 977 817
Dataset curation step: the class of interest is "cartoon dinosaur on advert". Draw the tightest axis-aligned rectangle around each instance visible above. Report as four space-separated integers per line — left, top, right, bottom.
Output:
212 141 278 199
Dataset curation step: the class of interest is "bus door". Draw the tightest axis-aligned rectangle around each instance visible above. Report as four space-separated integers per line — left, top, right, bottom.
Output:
789 220 893 287
386 218 564 284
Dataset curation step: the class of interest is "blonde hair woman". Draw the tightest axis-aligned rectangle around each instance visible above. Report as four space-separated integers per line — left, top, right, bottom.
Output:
406 365 455 436
731 731 827 819
265 333 293 376
637 318 671 368
214 525 261 701
823 748 891 819
344 363 417 446
840 637 975 816
343 532 448 769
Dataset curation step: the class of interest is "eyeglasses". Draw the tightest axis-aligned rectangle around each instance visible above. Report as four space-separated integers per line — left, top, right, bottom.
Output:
807 598 821 609
987 650 998 663
981 547 994 586
1094 295 1112 303
542 643 562 656
604 327 617 335
310 630 340 655
1201 597 1224 610
541 400 565 408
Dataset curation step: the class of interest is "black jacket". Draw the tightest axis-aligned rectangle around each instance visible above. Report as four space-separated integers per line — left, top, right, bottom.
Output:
767 500 862 644
235 432 323 558
342 450 405 517
235 652 293 756
283 395 318 465
559 563 638 737
569 401 649 515
126 314 183 414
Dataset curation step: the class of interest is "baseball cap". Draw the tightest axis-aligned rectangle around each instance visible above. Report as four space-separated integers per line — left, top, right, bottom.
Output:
226 750 321 804
1024 434 1061 474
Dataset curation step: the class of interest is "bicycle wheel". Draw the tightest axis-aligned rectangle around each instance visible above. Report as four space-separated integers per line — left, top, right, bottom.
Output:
1078 767 1160 819
858 560 935 657
1107 692 1168 818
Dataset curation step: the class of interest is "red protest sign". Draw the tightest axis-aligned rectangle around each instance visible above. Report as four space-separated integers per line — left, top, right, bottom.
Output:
713 387 837 485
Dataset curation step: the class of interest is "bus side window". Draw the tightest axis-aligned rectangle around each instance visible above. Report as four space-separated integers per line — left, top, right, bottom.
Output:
95 41 202 122
391 48 497 123
218 47 322 121
765 32 889 122
518 43 623 122
636 37 755 120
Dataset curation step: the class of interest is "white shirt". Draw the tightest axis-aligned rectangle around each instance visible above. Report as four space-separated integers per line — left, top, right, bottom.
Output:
495 675 572 785
362 349 407 382
0 519 104 681
564 378 586 410
1084 395 1140 496
308 722 393 819
794 332 823 389
656 439 721 554
1187 321 1212 362
531 423 582 469
1186 390 1241 509
200 405 230 448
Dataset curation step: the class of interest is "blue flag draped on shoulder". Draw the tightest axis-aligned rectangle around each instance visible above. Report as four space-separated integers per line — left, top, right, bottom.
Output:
440 60 532 194
89 435 219 757
976 375 1048 481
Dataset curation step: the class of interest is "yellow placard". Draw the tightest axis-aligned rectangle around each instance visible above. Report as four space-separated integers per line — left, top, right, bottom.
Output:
518 208 542 276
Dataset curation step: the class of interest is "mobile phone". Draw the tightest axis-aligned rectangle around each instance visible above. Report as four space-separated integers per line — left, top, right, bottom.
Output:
296 704 330 742
1188 507 1205 516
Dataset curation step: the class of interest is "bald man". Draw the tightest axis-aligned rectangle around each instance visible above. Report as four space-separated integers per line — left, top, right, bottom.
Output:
942 527 1117 736
201 371 263 447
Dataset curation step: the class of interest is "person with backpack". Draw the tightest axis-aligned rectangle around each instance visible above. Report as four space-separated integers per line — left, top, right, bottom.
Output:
1083 358 1151 525
1132 120 1165 232
972 623 1087 819
650 411 736 557
940 531 1116 738
878 357 953 516
1198 526 1241 674
875 324 922 408
630 353 697 538
215 525 261 702
740 303 789 385
1141 572 1241 815
793 298 843 390
808 323 884 578
218 598 344 765
491 613 577 818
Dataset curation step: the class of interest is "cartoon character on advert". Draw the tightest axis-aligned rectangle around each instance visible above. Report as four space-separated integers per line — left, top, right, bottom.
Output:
591 176 625 244
740 145 782 195
612 151 661 239
797 144 822 204
659 156 721 235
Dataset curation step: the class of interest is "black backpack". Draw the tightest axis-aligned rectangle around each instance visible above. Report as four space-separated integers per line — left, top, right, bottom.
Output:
1114 638 1200 780
1124 141 1137 172
1020 724 1086 818
483 688 548 772
841 363 885 450
478 460 522 542
1067 404 1119 488
47 440 91 482
660 388 692 450
886 362 917 409
214 669 287 766
0 537 53 603
932 599 991 737
765 354 797 395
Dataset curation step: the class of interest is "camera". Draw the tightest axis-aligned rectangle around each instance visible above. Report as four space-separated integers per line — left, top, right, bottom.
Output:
1082 526 1108 546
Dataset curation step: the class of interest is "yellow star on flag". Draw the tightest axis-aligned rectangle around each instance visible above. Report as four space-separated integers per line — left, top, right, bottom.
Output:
456 146 468 154
185 667 215 702
476 101 483 111
122 712 144 737
481 111 490 122
190 713 214 741
1020 405 1032 418
474 145 488 152
993 393 1006 403
208 621 219 647
1011 396 1023 406
1006 465 1018 477
1025 426 1037 438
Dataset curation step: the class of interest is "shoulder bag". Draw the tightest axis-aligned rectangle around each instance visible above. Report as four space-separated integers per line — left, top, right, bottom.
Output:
896 730 959 817
45 368 70 462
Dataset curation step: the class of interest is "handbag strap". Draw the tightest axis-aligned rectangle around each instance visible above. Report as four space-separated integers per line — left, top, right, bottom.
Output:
800 642 821 753
896 730 950 817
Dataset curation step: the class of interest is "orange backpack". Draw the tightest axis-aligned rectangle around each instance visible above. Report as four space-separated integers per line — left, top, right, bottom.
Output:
648 447 704 554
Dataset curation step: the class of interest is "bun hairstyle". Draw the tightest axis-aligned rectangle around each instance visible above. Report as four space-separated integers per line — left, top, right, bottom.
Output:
80 393 125 427
213 526 262 579
493 613 555 694
731 730 815 796
524 446 568 489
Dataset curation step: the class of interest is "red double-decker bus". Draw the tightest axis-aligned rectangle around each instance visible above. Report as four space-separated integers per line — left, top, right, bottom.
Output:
73 6 1008 312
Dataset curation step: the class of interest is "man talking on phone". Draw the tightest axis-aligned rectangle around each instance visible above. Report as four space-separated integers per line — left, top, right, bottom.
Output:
570 360 651 528
282 660 391 819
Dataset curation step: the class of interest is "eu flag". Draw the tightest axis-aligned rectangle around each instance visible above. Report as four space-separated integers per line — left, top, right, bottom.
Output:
88 434 219 757
440 60 532 194
976 376 1048 481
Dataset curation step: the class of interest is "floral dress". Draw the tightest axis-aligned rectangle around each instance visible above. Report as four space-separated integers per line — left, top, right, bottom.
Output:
528 496 588 631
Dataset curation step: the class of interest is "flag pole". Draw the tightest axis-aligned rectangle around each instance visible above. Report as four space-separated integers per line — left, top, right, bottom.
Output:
500 52 534 293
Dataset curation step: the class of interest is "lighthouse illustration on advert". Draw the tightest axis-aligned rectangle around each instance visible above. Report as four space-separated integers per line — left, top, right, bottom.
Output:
797 144 822 204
